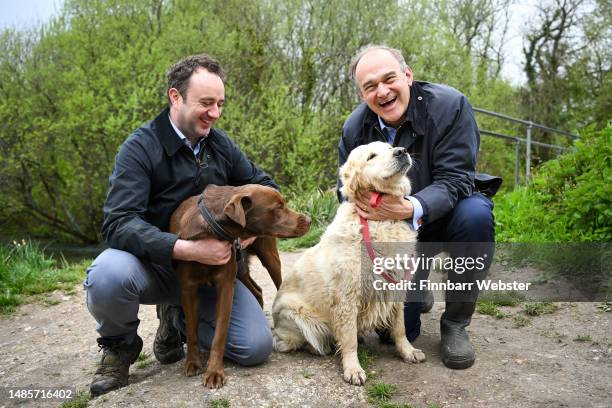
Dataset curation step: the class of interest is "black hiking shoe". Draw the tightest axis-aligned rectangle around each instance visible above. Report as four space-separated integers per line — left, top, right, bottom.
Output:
90 335 143 397
153 304 185 364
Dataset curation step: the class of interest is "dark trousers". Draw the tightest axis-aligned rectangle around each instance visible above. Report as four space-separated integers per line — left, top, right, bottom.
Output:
405 192 495 341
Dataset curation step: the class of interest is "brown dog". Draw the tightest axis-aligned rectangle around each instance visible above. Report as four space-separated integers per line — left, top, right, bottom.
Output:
169 184 310 388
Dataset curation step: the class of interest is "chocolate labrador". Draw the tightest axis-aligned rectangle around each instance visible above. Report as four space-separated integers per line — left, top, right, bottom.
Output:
169 184 310 388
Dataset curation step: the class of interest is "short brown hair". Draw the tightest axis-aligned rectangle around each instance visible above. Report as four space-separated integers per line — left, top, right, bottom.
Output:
350 44 409 84
166 54 225 103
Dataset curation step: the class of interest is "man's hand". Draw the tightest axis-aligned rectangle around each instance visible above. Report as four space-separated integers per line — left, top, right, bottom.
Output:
172 238 232 265
354 191 413 221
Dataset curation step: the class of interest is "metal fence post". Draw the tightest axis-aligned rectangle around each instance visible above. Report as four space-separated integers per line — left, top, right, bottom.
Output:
515 140 520 186
525 123 532 184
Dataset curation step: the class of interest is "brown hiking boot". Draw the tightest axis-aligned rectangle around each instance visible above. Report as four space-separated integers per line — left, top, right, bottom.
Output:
153 304 185 364
90 335 143 397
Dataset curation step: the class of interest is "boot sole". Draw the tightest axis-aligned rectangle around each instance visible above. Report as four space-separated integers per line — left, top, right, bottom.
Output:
442 356 475 369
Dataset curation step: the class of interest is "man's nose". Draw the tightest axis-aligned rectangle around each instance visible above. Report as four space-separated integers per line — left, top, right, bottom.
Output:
376 83 390 97
208 105 221 119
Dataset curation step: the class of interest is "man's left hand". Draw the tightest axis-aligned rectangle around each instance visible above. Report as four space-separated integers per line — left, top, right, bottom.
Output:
354 192 413 221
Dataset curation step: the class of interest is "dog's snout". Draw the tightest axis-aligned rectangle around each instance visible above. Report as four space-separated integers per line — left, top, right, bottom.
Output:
393 147 407 157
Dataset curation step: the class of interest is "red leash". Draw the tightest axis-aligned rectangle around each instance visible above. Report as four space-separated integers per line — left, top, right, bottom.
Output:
359 192 398 284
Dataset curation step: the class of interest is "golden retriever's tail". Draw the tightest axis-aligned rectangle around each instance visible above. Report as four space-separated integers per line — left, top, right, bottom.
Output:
273 305 333 356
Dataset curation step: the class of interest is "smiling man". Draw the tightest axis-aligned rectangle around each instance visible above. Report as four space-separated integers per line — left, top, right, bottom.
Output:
338 45 498 370
84 54 278 396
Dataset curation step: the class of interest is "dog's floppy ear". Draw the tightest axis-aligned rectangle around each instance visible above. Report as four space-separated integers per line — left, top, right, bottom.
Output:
223 194 252 228
340 161 362 199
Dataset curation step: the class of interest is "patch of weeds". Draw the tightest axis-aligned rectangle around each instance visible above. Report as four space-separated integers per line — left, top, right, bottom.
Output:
42 298 61 306
378 402 414 408
476 300 507 318
367 381 397 403
136 352 153 369
59 390 90 408
513 315 531 328
301 370 313 379
573 334 592 342
596 302 612 312
540 330 566 340
209 398 230 408
358 348 375 372
479 290 526 307
522 302 558 316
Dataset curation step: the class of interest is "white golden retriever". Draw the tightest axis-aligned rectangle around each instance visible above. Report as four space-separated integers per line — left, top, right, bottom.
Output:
272 141 425 386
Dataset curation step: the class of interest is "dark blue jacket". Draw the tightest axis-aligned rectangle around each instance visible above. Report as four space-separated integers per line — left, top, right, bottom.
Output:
102 107 277 268
338 81 480 225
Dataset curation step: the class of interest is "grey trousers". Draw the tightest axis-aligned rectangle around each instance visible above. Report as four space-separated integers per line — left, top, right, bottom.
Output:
83 248 272 366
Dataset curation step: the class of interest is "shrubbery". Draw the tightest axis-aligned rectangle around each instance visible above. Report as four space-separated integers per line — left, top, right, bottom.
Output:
495 124 611 242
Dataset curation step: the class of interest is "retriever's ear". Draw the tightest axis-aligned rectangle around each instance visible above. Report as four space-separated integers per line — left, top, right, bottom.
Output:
340 161 362 199
223 194 252 228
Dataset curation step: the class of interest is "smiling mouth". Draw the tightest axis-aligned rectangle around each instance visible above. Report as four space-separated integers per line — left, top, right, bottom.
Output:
379 96 397 108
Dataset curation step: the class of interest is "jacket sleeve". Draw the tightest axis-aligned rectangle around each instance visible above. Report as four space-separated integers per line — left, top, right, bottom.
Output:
412 96 478 224
226 137 279 190
101 137 179 267
336 123 356 202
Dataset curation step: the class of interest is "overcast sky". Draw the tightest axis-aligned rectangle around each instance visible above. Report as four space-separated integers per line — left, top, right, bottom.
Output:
0 0 536 85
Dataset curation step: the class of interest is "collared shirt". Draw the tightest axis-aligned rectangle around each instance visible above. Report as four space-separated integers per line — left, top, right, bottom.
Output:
377 116 423 231
169 116 205 157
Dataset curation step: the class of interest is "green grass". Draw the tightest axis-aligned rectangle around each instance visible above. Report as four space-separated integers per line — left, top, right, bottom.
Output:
0 240 90 314
476 300 507 318
59 390 90 408
513 315 531 328
209 398 230 408
596 302 612 312
522 302 559 316
278 189 338 251
136 351 154 369
573 334 592 342
358 348 375 372
367 381 397 403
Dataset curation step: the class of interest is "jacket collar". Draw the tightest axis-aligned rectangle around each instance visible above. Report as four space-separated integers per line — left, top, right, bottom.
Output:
153 107 216 156
154 107 185 156
362 81 427 137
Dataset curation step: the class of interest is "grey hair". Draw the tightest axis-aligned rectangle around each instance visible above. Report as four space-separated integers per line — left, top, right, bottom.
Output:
349 44 409 84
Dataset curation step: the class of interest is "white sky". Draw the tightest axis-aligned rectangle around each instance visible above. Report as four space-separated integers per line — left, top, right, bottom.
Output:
0 0 537 85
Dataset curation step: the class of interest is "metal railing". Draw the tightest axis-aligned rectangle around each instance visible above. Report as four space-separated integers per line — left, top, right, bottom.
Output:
473 107 579 186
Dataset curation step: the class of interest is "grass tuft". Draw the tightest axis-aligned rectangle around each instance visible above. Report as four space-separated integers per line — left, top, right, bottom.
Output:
522 302 559 316
367 381 397 402
59 390 91 408
209 398 230 408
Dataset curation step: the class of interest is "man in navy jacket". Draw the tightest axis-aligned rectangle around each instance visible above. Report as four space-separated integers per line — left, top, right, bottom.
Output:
85 54 277 396
339 44 496 370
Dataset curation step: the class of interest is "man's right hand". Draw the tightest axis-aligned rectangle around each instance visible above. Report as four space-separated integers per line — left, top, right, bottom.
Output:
172 238 232 265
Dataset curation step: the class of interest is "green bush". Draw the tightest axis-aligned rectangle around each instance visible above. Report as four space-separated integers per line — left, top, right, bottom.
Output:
495 124 611 242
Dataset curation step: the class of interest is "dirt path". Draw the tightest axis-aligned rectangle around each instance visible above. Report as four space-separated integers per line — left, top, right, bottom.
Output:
0 252 610 408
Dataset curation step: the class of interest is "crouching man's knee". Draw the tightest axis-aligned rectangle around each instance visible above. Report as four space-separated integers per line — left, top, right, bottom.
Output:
230 324 273 366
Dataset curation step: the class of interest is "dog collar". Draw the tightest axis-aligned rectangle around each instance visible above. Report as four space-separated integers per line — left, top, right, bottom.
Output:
198 192 235 242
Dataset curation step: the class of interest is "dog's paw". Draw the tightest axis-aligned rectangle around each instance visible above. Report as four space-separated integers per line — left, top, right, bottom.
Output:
272 333 293 353
343 366 367 386
184 358 203 377
399 347 426 363
203 370 225 389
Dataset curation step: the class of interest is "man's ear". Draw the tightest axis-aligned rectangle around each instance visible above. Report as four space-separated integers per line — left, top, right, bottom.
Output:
404 67 413 86
224 194 252 228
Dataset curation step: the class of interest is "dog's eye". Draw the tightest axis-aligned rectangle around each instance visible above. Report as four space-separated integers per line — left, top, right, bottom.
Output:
367 153 377 161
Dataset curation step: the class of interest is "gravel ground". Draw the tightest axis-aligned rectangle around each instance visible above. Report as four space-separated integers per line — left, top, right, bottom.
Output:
0 251 610 408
